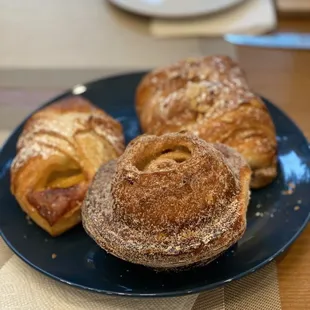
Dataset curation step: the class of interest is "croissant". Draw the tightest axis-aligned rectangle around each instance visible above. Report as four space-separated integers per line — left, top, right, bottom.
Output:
82 133 251 268
136 55 277 188
10 96 125 236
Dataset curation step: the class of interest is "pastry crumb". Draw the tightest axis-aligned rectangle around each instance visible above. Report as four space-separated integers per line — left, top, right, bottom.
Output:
256 204 262 209
282 182 296 195
288 182 296 189
255 212 264 217
281 189 293 195
294 206 300 211
23 235 27 239
297 199 302 204
25 215 33 225
52 253 57 259
270 214 274 218
44 238 48 242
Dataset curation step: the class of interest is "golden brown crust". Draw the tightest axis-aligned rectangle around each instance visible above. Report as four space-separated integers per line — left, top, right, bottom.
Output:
11 96 125 236
82 133 251 268
27 183 88 226
136 55 277 188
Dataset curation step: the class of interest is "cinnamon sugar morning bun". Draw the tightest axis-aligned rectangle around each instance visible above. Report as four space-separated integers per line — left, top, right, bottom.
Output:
10 96 125 236
136 55 277 189
82 133 251 268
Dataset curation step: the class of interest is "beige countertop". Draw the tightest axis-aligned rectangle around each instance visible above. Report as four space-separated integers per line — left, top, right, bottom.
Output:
0 0 235 88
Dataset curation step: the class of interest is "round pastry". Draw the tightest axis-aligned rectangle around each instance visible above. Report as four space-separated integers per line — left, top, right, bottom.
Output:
11 96 125 236
82 133 251 268
135 55 277 189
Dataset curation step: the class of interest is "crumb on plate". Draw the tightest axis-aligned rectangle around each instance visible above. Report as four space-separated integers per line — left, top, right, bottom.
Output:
282 189 293 195
288 182 296 189
282 182 296 195
25 215 33 225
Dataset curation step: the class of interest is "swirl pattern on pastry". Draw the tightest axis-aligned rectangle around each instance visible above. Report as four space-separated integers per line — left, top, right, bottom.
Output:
82 133 251 268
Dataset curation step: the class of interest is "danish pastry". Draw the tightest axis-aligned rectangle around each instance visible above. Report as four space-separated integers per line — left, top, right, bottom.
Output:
11 96 125 236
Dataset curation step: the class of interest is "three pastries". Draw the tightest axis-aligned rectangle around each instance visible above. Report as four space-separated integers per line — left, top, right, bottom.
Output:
10 55 278 269
136 56 277 188
10 96 124 236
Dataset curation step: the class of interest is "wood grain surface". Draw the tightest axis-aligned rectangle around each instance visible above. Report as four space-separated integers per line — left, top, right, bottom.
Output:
277 0 310 14
238 17 310 310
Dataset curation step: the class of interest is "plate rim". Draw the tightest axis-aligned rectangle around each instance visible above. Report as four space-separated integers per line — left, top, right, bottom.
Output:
107 0 245 19
0 71 310 298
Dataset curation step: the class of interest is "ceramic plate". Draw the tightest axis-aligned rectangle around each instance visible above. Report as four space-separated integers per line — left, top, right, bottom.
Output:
108 0 244 18
0 72 310 297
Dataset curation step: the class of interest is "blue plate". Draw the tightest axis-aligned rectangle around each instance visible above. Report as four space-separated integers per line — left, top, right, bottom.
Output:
0 72 310 297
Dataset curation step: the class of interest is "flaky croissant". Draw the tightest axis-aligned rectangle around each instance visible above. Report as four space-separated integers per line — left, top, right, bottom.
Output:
136 56 277 188
11 96 125 236
82 133 251 268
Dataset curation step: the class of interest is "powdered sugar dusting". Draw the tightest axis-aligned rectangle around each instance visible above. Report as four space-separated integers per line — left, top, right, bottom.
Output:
136 55 277 188
12 97 125 173
12 142 57 172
